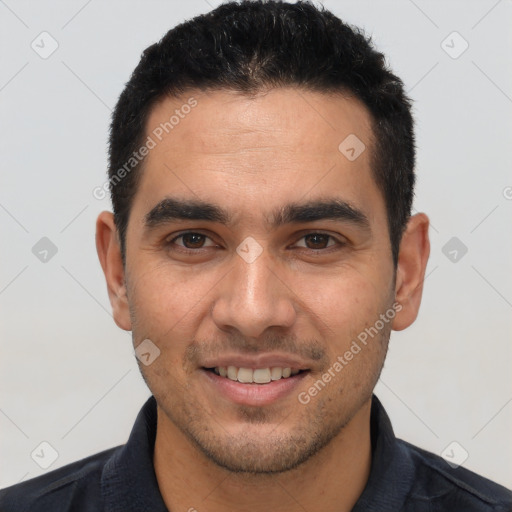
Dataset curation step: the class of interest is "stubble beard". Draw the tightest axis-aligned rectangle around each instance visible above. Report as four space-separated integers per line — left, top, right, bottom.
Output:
141 326 390 476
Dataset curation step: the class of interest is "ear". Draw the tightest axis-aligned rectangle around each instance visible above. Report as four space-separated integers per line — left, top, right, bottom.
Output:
95 211 132 331
392 213 430 331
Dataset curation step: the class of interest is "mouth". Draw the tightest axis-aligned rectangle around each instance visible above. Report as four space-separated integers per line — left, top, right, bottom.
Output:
201 365 310 406
204 366 306 384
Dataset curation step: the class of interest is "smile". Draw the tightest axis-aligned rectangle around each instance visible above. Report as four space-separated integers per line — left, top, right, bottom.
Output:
207 366 302 384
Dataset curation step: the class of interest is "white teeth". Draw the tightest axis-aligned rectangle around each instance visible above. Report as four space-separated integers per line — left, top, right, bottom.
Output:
253 368 271 384
270 367 283 380
237 367 253 383
213 366 298 383
227 366 238 380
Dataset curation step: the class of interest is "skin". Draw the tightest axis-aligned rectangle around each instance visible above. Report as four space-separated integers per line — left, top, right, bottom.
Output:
96 87 430 512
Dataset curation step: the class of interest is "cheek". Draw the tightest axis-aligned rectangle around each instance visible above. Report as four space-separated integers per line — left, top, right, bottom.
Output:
305 276 391 398
295 266 388 337
127 260 212 343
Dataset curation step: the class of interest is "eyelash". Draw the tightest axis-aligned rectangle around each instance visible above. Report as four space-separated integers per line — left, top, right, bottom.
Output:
165 231 345 254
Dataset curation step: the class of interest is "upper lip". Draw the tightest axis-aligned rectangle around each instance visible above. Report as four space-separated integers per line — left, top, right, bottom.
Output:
201 353 311 370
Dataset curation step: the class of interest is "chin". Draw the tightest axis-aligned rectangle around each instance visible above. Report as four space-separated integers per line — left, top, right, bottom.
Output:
194 437 320 474
181 409 347 475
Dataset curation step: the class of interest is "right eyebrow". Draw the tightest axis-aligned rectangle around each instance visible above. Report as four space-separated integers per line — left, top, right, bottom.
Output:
144 197 232 231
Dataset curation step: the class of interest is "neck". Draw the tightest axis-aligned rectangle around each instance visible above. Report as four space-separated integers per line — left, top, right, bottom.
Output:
154 398 373 512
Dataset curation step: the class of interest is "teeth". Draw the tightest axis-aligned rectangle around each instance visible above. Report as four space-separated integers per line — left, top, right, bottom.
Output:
214 366 299 383
227 366 238 380
253 368 271 384
237 367 253 383
270 367 282 380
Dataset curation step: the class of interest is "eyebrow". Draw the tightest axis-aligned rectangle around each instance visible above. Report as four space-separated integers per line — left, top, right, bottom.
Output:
144 197 370 231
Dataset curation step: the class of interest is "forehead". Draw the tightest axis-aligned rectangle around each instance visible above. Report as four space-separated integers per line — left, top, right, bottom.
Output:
134 87 382 227
146 87 372 155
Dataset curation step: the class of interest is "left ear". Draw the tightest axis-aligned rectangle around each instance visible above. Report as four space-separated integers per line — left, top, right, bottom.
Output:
392 213 430 331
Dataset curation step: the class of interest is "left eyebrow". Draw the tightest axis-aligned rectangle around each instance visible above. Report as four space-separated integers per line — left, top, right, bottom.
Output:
143 196 370 232
269 199 370 230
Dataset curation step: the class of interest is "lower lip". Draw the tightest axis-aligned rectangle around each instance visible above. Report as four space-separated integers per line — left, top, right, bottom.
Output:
201 369 308 406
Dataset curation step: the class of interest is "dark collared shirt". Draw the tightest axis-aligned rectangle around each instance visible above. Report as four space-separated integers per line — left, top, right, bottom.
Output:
1 395 510 511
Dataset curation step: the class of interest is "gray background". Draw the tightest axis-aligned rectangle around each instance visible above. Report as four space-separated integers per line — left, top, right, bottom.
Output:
1 0 511 490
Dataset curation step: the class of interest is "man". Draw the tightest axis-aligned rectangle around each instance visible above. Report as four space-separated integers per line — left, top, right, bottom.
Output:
1 1 510 510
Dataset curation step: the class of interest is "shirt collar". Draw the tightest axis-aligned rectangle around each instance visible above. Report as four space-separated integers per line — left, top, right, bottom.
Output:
101 394 415 511
101 395 168 512
352 394 416 511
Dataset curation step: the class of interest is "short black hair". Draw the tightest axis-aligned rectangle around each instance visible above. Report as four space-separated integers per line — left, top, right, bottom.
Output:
108 0 415 265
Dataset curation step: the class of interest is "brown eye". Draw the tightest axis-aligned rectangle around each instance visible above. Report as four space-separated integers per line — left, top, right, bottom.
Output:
180 233 207 248
303 234 331 249
168 232 217 251
294 233 339 250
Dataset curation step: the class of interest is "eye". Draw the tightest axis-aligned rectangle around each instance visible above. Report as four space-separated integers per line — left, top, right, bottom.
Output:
168 232 217 250
293 233 341 250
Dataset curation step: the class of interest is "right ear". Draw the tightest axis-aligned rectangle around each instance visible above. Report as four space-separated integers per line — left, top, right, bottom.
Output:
95 211 132 331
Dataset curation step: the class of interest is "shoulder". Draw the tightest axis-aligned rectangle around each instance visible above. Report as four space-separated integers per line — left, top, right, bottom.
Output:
0 446 121 512
399 439 512 511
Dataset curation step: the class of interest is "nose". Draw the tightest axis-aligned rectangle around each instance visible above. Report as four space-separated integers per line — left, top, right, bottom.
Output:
211 249 297 339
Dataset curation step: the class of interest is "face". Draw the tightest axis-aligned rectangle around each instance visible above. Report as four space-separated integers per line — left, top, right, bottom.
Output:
103 88 405 473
